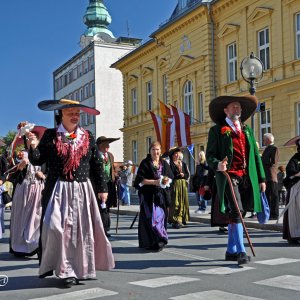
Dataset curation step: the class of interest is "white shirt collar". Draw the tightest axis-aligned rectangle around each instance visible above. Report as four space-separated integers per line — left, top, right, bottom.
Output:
57 124 85 136
225 117 241 132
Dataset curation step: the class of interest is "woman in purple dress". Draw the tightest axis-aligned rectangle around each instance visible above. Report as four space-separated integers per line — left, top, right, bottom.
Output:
134 141 174 251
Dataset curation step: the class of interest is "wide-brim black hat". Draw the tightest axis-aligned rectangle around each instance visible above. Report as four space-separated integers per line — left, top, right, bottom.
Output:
168 146 182 157
209 95 258 124
96 136 120 145
38 99 100 115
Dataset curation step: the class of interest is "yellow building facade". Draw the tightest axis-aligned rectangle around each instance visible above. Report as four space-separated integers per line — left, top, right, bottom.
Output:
112 0 300 172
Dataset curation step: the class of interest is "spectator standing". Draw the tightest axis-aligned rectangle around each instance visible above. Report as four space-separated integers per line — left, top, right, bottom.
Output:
261 133 279 220
277 165 286 206
119 160 133 206
193 151 210 213
96 136 120 238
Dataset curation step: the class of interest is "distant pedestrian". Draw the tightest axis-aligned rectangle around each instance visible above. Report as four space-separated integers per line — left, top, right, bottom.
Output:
193 151 210 213
261 133 279 220
119 160 133 205
277 165 286 206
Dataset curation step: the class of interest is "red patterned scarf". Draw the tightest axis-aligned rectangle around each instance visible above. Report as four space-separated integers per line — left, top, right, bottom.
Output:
55 128 90 179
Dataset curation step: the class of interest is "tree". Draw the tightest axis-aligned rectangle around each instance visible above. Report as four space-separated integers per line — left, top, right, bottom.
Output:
0 130 17 155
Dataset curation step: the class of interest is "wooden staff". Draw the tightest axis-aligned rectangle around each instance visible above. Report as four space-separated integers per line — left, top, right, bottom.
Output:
222 171 256 257
115 179 120 234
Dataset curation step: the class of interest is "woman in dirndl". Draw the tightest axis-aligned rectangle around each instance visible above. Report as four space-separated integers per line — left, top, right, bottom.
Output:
168 147 190 229
134 141 173 251
28 99 115 288
9 125 46 257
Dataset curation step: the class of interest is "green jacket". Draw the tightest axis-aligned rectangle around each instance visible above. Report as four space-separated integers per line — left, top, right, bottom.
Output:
206 123 265 213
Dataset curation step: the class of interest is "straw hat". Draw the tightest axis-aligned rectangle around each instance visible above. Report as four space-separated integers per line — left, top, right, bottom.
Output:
38 99 100 115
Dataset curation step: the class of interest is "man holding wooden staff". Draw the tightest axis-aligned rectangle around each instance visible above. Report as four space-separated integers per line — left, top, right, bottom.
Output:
206 95 266 266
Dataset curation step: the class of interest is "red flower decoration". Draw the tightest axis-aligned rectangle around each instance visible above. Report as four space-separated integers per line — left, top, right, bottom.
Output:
66 133 77 140
221 126 232 137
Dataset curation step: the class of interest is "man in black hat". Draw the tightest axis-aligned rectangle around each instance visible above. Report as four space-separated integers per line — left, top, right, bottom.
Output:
206 95 266 266
96 136 120 237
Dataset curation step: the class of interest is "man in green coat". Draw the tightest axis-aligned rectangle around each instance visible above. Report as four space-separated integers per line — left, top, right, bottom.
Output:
206 95 266 265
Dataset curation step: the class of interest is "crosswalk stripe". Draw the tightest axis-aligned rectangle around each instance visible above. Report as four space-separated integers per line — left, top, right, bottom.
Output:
169 289 264 299
254 258 300 265
129 275 199 288
255 275 300 291
198 266 255 275
28 288 118 300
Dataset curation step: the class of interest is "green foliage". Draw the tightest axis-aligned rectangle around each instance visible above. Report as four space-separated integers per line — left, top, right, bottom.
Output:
0 130 17 155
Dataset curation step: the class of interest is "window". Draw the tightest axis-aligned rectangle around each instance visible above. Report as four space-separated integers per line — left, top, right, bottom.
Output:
258 28 270 70
296 13 300 59
89 55 94 70
198 92 204 123
80 113 85 126
78 63 83 77
84 59 89 74
146 81 152 110
183 80 194 123
79 88 84 102
63 74 68 87
132 140 138 164
74 90 79 101
260 109 271 146
131 88 137 115
179 0 188 10
90 81 95 96
227 42 237 82
90 114 95 124
163 74 168 104
73 68 78 81
68 70 73 83
146 137 152 153
84 84 89 99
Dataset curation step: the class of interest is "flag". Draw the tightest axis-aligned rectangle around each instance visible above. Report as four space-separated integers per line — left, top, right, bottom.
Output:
149 111 162 144
170 105 192 147
159 100 175 153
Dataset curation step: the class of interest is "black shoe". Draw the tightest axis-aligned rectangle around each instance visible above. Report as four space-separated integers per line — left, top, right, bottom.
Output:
225 251 238 261
172 223 182 229
288 239 299 245
63 277 79 288
237 252 250 266
105 232 111 238
219 226 228 233
157 241 165 252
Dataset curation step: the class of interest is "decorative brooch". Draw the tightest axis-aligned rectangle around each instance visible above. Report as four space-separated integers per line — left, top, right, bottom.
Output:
221 126 232 137
66 133 77 143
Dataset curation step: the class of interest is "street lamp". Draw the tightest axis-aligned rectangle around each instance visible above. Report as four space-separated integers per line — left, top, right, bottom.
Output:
240 52 264 128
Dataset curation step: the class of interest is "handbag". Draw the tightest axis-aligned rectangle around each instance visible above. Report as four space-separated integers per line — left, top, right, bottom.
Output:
2 191 12 205
257 192 270 224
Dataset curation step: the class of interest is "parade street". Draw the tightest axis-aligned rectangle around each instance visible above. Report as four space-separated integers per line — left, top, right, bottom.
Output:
0 204 299 300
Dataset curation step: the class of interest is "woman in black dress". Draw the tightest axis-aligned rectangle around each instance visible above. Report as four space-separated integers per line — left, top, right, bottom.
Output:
134 141 173 251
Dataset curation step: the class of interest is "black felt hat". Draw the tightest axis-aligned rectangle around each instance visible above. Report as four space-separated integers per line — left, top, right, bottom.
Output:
96 136 120 145
209 95 258 124
38 99 100 115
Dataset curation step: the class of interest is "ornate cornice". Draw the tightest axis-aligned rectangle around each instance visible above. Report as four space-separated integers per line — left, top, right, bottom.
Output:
247 7 273 24
218 23 240 38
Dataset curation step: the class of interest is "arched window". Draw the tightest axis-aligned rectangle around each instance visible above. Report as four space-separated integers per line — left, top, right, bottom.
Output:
183 80 193 123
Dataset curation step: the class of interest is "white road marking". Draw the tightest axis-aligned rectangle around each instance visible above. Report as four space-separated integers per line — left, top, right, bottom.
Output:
29 288 118 300
170 290 264 299
129 275 199 288
198 266 255 275
255 275 300 291
254 258 300 265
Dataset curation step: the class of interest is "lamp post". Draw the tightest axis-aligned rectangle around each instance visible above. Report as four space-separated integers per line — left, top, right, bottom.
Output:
240 52 264 129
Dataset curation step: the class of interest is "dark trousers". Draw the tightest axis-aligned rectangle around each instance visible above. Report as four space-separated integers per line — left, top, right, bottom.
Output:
266 181 279 218
224 175 253 223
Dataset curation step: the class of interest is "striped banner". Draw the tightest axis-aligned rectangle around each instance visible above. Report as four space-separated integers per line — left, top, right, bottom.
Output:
159 100 175 153
149 111 162 144
170 105 192 147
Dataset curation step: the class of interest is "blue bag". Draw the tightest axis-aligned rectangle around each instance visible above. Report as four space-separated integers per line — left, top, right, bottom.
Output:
257 192 270 224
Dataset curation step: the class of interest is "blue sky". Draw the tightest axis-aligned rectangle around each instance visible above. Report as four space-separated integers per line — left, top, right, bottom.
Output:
0 0 177 137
